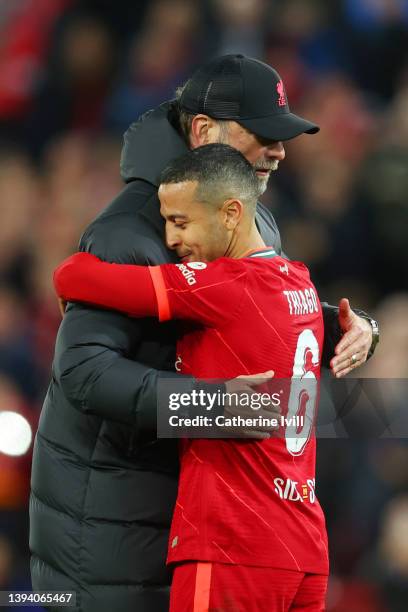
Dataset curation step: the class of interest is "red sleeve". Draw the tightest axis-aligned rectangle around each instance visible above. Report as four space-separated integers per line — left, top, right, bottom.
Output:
54 253 158 317
148 258 248 327
54 254 248 326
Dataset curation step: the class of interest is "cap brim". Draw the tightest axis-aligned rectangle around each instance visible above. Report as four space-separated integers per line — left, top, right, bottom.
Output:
238 112 319 141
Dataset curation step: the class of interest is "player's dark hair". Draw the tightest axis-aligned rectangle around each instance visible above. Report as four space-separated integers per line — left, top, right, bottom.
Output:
160 144 261 214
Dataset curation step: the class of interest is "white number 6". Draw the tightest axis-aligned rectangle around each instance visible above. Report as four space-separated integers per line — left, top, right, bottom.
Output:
285 329 320 456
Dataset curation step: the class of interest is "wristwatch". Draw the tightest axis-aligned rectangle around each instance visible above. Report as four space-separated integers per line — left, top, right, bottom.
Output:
363 316 380 358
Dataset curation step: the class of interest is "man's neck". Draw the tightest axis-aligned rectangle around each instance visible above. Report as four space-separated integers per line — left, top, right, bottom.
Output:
227 221 266 259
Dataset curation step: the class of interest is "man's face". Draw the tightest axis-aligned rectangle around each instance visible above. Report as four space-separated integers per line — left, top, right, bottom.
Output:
159 181 230 263
209 121 286 193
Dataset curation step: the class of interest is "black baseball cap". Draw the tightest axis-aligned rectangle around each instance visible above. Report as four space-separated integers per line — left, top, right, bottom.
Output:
179 54 319 141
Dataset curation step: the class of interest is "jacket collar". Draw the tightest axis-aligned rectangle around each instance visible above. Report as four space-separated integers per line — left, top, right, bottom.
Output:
120 100 188 186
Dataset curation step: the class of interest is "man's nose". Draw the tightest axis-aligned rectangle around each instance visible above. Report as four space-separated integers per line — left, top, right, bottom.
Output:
266 141 285 161
166 227 181 250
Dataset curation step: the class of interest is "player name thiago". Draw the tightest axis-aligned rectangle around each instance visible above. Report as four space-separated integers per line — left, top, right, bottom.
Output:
168 415 304 428
283 287 319 316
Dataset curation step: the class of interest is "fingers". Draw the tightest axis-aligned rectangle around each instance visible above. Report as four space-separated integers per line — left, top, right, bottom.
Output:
58 298 67 318
331 348 359 376
219 423 276 440
218 427 272 440
338 297 350 316
338 297 356 333
224 406 280 428
221 403 281 439
247 372 275 388
333 328 360 357
234 370 275 387
250 370 275 378
225 371 275 395
332 359 361 378
331 342 367 377
331 316 372 377
240 430 271 440
222 370 279 436
331 355 360 378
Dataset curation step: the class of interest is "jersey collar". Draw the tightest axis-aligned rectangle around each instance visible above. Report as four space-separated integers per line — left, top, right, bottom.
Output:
243 247 277 259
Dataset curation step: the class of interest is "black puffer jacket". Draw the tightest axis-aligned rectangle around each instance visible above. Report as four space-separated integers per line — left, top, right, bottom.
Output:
29 102 285 612
30 101 348 612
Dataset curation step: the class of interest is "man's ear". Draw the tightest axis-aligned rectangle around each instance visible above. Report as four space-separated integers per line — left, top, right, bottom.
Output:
190 115 219 148
222 199 243 230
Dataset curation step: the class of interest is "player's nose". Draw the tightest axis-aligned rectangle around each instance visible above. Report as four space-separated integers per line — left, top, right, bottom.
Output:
265 141 285 161
166 227 181 250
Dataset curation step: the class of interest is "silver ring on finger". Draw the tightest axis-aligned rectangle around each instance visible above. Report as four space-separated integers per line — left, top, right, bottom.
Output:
350 354 358 366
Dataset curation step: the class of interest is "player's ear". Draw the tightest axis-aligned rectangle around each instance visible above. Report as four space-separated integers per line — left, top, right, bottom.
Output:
222 199 243 230
190 115 220 147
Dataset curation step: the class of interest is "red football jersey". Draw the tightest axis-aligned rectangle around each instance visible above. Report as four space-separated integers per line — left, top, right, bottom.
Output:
149 248 328 574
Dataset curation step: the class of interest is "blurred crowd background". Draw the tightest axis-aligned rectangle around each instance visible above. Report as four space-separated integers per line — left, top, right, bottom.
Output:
0 0 407 610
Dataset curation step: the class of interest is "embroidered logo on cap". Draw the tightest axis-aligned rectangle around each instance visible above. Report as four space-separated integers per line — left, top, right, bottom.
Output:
277 80 286 107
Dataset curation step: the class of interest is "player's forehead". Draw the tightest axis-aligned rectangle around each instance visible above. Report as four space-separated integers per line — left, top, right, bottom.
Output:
159 180 200 217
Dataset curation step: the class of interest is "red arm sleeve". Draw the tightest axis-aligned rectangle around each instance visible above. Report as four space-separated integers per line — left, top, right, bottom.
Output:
54 253 248 326
54 253 158 317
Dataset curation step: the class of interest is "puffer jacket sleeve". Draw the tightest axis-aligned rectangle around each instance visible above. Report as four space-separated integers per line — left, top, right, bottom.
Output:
52 212 192 434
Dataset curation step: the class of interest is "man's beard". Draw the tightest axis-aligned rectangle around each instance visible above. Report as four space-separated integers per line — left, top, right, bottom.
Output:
217 128 279 194
257 175 269 195
255 160 279 194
